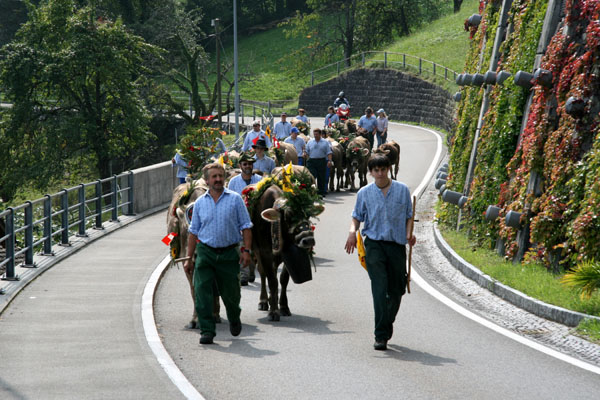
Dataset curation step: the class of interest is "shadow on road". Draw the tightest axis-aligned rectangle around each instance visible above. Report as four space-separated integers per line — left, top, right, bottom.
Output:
384 344 457 367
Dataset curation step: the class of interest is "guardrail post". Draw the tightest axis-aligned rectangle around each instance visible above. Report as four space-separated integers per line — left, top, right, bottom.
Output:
23 201 35 267
419 58 422 74
126 171 135 216
42 195 54 255
77 184 87 236
384 52 387 68
252 105 256 121
111 175 118 222
311 71 314 86
2 208 19 281
445 67 448 79
60 189 70 245
268 101 271 116
95 180 103 229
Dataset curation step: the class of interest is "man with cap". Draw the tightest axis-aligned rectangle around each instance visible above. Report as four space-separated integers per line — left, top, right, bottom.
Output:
274 112 292 141
252 139 276 174
295 108 309 124
242 120 272 151
358 107 377 151
284 127 307 166
227 152 262 286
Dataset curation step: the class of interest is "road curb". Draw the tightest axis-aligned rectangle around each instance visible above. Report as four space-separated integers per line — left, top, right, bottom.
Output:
0 203 169 316
432 222 600 327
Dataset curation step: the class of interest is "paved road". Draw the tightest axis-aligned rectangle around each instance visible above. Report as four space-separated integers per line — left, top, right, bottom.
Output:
154 122 600 399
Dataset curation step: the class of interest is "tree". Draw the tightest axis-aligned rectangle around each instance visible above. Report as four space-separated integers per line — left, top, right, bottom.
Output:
454 0 463 13
0 0 157 201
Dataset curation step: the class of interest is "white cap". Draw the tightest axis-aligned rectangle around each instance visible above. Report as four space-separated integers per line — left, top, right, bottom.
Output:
377 108 385 114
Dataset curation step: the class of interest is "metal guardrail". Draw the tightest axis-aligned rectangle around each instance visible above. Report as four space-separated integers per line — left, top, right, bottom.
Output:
308 51 459 87
0 172 134 282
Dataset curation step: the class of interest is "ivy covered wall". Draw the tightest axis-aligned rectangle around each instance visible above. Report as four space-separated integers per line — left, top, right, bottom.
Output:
441 0 600 271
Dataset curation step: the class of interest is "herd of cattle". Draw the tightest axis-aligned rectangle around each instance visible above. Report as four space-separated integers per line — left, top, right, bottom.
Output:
166 119 401 327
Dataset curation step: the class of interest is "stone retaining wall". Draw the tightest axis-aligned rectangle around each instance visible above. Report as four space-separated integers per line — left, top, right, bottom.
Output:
299 68 456 132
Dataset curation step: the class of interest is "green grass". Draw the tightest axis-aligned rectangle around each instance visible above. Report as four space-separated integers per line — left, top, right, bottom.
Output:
575 319 600 344
439 226 600 317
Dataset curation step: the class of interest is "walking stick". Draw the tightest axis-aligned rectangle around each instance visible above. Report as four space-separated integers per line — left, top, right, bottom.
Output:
407 195 416 294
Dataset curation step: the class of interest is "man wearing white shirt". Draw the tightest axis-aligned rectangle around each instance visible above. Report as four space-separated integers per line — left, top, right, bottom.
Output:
284 127 307 165
242 120 272 151
274 112 292 140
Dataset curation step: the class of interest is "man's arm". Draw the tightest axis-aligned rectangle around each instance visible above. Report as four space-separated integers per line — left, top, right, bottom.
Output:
240 228 252 267
344 217 361 254
183 232 198 276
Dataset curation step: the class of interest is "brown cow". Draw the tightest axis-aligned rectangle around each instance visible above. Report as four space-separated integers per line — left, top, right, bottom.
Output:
249 172 322 321
373 141 400 180
277 142 299 165
327 139 344 192
345 136 371 191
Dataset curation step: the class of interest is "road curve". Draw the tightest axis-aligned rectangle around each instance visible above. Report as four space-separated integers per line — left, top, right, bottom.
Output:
154 122 600 399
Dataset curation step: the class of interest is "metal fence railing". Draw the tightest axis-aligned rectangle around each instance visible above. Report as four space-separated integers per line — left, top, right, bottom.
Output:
0 172 134 284
308 51 459 88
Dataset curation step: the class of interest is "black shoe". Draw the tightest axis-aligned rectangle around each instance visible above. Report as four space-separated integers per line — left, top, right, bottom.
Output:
240 279 249 286
374 339 387 351
200 333 214 344
248 273 255 283
230 320 242 336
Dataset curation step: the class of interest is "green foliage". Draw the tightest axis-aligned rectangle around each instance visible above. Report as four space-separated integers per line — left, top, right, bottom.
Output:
575 318 600 343
562 260 600 299
0 0 157 202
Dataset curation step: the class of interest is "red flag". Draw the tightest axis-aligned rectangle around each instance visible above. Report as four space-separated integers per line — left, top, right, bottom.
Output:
252 135 260 145
273 137 280 148
161 232 178 246
198 115 215 121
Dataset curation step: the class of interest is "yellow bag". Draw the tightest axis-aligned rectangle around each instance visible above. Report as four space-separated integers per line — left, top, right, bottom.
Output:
357 231 367 270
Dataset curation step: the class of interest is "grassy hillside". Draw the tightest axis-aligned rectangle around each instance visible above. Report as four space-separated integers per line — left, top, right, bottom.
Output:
226 0 478 101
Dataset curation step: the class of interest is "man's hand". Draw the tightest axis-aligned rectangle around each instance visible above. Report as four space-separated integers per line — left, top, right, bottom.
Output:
183 259 193 276
345 231 357 254
239 252 252 267
407 234 417 247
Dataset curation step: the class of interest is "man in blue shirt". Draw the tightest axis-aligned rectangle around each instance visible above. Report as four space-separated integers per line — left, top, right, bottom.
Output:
242 120 272 151
358 107 377 151
252 139 276 174
171 151 189 184
344 155 416 351
284 127 307 166
274 112 292 140
324 106 340 127
295 108 309 124
184 163 253 345
305 128 333 196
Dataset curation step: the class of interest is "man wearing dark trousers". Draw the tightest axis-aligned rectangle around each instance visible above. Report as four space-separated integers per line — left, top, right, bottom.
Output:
305 128 333 197
184 163 253 345
344 155 416 350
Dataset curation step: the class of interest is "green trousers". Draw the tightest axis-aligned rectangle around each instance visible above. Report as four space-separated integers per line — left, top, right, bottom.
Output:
364 238 407 341
193 243 241 336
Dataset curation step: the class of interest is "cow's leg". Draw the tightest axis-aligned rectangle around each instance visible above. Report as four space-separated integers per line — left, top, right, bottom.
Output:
394 162 399 180
279 267 291 316
184 265 199 329
266 262 280 321
328 167 335 192
256 257 269 311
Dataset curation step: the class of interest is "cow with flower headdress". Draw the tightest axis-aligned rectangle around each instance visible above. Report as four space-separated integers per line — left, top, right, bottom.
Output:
242 164 322 321
345 136 371 191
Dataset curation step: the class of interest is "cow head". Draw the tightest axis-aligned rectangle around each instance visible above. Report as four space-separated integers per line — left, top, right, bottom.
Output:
346 145 370 171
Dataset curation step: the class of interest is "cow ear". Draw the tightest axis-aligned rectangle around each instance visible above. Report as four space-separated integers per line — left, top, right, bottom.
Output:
361 148 370 156
261 208 281 222
384 149 390 155
313 204 325 215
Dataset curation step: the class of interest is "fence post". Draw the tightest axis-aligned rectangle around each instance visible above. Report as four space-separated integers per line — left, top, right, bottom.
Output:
433 62 436 77
126 171 135 216
2 208 19 281
445 67 448 80
95 180 103 229
337 61 340 75
419 58 422 74
311 71 314 86
42 195 54 255
78 184 87 236
60 189 69 245
111 175 118 222
23 201 35 267
384 52 387 68
403 54 406 69
253 105 256 121
268 100 271 116
362 53 365 67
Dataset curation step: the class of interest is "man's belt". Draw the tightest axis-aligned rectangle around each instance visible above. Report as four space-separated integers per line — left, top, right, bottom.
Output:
199 242 238 254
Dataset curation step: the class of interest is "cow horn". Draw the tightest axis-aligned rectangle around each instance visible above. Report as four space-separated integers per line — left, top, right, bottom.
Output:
273 197 287 210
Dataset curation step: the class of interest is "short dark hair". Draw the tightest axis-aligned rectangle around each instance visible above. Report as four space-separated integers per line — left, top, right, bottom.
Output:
367 154 390 171
313 128 322 135
366 107 373 114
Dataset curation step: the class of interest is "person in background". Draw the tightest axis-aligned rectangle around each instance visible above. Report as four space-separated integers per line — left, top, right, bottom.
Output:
172 151 189 184
242 120 272 151
284 127 307 166
305 128 333 197
274 112 292 141
227 152 262 286
184 163 253 345
324 106 340 127
252 139 276 174
375 109 389 148
333 91 350 108
295 108 309 124
344 154 416 351
358 107 377 151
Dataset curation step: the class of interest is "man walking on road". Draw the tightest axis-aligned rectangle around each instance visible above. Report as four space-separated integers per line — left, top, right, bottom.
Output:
344 155 416 351
358 107 377 151
184 163 253 345
305 128 333 197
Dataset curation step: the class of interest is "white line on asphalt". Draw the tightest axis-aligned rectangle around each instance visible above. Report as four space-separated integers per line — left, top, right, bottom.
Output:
142 255 206 400
402 122 600 376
